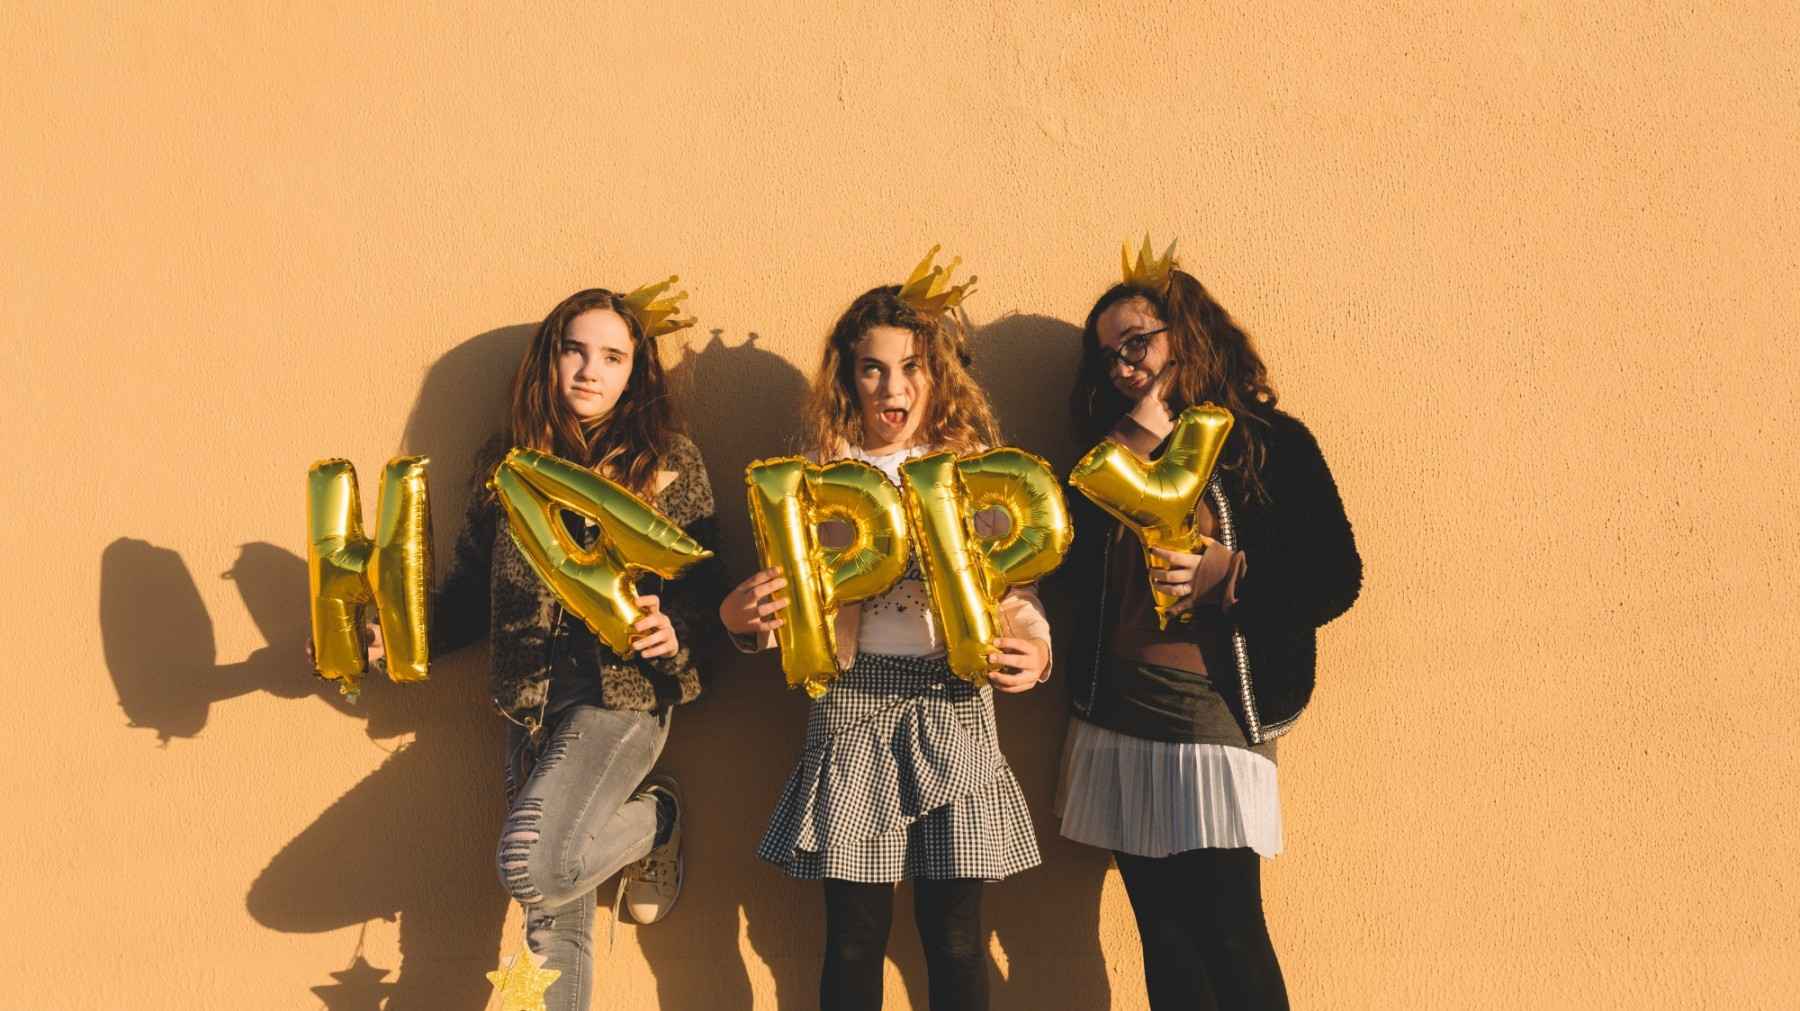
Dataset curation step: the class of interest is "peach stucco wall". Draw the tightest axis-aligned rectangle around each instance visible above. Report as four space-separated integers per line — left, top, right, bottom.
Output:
4 3 1796 1008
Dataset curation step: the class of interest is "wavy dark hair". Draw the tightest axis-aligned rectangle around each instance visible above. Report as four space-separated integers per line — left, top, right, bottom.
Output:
508 288 680 495
803 286 1000 460
1070 268 1277 501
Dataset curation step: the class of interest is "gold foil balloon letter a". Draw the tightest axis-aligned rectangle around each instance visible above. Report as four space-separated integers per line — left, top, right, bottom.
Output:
307 456 434 699
745 457 910 697
900 449 1073 683
491 448 713 658
1068 404 1234 628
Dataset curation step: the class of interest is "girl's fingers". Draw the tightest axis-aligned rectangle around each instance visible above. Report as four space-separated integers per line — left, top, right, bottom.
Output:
990 637 1039 656
634 612 673 634
756 596 790 617
633 627 677 657
753 617 786 632
987 668 1038 693
636 594 662 613
1148 547 1203 570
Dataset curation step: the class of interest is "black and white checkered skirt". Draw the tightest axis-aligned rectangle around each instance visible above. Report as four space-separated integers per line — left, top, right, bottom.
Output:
756 652 1042 883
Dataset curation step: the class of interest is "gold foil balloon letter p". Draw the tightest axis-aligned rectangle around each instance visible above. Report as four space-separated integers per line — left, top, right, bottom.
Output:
307 456 434 699
491 448 713 658
901 449 1072 683
745 457 910 697
1068 404 1234 627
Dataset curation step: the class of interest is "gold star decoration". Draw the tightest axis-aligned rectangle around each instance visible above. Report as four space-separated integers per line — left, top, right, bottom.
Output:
897 244 978 315
484 947 561 1011
621 275 697 340
1121 233 1179 291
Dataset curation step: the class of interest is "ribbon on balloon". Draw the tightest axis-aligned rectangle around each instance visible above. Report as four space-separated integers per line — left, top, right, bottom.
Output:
307 456 434 699
1068 404 1234 628
491 447 714 658
744 456 911 697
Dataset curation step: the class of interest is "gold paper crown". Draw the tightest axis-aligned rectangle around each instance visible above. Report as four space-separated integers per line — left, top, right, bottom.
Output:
621 275 697 339
897 245 978 315
1121 234 1179 291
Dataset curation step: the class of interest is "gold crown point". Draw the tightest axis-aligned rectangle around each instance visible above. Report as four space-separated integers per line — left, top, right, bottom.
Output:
905 245 944 290
898 245 976 315
622 274 696 339
1121 234 1179 289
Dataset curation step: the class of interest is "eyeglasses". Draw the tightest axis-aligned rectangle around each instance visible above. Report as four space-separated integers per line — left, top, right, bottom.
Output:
1097 327 1167 371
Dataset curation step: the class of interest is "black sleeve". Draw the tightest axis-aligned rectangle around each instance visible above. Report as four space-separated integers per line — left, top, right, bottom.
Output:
643 440 726 682
430 439 504 656
1229 415 1362 632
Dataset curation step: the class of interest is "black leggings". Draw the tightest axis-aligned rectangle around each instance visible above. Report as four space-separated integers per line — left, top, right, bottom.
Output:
821 878 988 1011
1112 847 1289 1011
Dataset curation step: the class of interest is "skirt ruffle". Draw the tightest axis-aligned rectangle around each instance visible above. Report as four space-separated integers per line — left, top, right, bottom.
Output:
757 652 1041 883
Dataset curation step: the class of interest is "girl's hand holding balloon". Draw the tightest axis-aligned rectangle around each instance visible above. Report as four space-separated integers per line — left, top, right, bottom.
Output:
985 636 1050 693
720 567 790 636
302 620 386 673
1147 538 1230 615
630 595 680 659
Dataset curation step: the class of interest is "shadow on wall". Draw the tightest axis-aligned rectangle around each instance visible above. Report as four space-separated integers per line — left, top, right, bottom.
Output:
634 329 817 1008
100 539 356 745
965 313 1118 1010
98 324 533 1009
98 314 1117 1009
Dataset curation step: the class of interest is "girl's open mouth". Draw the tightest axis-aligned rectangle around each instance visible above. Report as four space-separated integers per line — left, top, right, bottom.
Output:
880 407 908 426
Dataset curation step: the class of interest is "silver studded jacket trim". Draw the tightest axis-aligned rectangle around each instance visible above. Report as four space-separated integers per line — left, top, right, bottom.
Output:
1206 476 1288 745
1077 476 1294 745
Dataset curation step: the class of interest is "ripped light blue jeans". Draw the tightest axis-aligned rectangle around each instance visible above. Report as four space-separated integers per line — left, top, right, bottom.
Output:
500 704 670 1011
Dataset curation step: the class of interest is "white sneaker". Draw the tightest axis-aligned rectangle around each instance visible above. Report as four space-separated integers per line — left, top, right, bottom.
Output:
619 773 683 925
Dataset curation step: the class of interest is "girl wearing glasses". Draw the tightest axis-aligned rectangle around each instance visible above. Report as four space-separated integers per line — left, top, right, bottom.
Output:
1054 254 1362 1010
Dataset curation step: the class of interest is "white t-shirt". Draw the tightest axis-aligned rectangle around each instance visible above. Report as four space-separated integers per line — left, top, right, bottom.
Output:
841 444 944 656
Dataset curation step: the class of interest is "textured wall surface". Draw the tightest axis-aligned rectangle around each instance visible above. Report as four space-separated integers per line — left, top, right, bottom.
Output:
4 3 1797 1008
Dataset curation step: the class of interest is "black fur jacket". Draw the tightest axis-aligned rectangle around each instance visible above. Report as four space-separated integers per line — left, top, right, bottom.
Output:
1055 407 1362 743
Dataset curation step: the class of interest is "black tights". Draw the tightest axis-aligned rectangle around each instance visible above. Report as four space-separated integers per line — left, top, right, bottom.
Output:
820 878 988 1011
1112 847 1289 1011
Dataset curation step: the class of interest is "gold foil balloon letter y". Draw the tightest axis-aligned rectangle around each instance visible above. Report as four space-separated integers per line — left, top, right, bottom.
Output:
1068 404 1234 628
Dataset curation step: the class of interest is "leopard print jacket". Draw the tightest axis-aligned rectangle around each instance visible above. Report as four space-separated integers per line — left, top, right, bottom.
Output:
432 432 724 730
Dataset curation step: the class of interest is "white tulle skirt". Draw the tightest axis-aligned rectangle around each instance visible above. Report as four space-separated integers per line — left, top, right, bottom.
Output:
1055 716 1283 859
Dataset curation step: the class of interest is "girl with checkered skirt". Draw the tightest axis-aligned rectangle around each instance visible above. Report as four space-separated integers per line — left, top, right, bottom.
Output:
722 282 1051 1011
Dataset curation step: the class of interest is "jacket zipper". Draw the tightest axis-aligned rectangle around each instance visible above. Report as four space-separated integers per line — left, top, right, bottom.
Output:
1079 530 1112 717
1208 476 1275 744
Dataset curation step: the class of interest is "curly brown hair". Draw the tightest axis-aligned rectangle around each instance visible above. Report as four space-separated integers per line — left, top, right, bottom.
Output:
802 286 1001 460
1069 268 1278 501
508 288 681 495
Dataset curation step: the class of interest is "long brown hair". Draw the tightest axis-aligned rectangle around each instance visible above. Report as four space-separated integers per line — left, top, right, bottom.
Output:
1070 269 1277 500
509 288 680 495
803 286 1001 460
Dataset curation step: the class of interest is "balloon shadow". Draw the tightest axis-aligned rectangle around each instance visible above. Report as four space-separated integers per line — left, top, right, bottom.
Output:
242 323 532 1009
99 538 359 744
